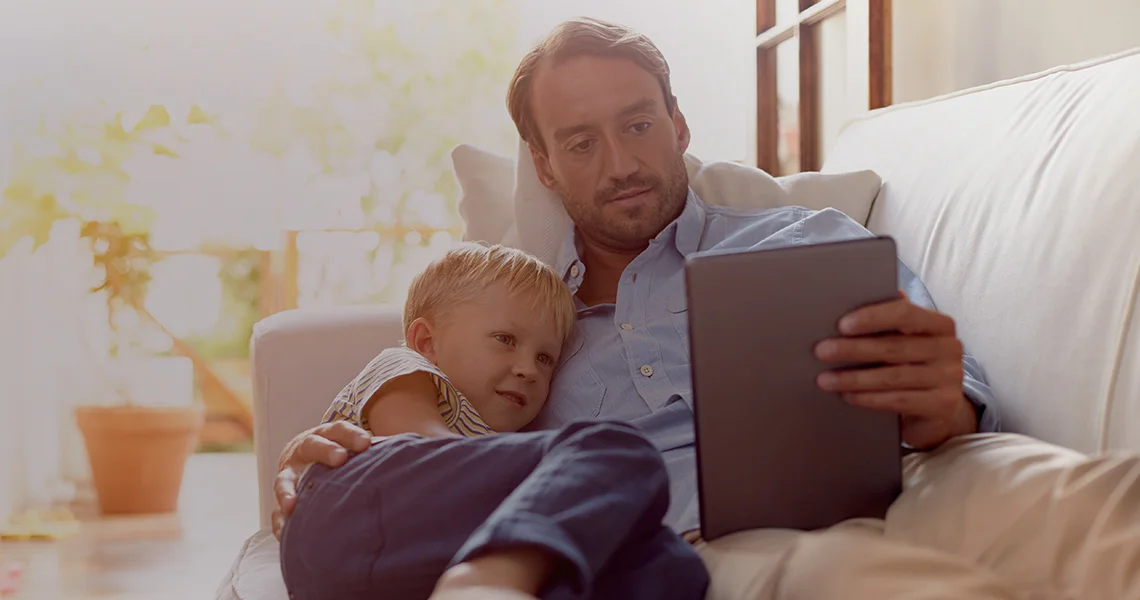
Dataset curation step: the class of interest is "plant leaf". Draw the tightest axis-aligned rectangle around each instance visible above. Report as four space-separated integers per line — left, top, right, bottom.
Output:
152 143 179 157
133 105 171 131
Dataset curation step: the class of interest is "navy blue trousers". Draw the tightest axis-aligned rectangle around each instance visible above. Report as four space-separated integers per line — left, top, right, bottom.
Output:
279 420 708 600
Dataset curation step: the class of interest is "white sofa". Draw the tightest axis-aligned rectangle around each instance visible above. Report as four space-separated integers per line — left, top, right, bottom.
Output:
216 48 1140 599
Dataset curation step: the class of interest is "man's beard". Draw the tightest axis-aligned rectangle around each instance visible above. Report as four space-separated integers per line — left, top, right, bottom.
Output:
559 152 689 252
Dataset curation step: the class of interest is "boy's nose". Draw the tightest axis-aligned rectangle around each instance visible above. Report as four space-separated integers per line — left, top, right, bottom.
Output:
513 360 537 380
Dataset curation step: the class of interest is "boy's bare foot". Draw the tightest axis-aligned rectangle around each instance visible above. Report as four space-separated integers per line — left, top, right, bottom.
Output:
431 547 555 598
429 586 538 600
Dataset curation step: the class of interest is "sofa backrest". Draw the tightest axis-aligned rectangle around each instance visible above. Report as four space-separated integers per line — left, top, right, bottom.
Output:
822 48 1140 454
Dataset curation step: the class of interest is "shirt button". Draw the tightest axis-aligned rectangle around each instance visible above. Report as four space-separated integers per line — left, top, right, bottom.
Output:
620 323 634 331
570 264 580 278
640 365 654 377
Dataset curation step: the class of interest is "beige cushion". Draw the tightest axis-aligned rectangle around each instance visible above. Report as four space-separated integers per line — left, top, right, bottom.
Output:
451 139 883 267
822 47 1140 453
453 144 516 247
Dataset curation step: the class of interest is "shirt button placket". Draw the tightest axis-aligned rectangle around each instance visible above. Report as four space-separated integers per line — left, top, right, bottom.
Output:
640 364 654 377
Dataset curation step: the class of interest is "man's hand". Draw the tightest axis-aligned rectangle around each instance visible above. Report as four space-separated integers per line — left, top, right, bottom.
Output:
272 420 371 539
814 291 978 450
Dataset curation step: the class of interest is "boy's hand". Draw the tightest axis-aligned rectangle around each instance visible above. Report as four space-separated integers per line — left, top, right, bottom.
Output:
272 421 370 539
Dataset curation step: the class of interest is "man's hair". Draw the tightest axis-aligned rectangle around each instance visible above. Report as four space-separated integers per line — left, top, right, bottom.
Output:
507 17 675 153
403 243 576 344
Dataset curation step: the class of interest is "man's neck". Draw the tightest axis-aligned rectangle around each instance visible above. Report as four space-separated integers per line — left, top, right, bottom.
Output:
576 239 645 307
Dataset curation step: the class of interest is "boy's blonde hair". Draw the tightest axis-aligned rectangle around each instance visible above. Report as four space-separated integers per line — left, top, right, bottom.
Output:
404 243 576 344
507 17 675 153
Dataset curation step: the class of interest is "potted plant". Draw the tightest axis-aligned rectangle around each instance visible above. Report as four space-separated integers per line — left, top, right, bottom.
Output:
72 219 205 515
0 105 214 514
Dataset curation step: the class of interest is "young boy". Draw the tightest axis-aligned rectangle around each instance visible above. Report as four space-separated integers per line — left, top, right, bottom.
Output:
278 243 709 600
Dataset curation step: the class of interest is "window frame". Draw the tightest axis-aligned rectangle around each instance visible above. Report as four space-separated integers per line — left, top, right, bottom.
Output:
755 0 892 175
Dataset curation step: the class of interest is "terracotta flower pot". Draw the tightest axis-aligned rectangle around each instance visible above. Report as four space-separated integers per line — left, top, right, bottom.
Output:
75 405 206 515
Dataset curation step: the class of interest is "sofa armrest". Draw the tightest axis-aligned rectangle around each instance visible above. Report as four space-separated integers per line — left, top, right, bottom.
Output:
250 305 404 530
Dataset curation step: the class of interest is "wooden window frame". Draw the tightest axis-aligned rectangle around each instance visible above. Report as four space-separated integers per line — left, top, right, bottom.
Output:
756 0 892 175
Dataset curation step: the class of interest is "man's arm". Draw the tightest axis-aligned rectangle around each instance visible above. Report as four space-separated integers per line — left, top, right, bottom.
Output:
892 257 1002 435
732 207 1001 448
811 255 1002 448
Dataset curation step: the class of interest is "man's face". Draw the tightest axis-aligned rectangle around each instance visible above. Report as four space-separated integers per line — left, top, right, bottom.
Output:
529 55 692 252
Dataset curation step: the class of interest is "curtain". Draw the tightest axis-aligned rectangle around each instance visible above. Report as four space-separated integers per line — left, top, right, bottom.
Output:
0 227 98 522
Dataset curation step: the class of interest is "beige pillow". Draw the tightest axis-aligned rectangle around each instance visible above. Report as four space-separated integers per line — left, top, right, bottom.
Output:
453 144 516 246
451 138 883 266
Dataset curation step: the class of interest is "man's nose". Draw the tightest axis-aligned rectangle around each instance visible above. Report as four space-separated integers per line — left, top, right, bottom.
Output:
602 135 638 181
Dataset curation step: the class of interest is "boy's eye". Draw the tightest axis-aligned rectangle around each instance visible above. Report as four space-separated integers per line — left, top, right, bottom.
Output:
538 353 555 366
494 333 514 346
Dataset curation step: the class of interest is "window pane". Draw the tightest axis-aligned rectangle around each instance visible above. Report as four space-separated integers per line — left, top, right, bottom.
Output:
776 0 801 26
818 10 848 164
776 37 800 175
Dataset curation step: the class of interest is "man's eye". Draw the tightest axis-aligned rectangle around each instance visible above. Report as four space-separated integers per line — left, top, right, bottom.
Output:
494 333 514 345
630 122 651 134
571 140 593 153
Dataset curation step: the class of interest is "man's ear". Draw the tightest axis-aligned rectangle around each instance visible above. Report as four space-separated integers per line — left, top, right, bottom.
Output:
405 317 439 363
529 143 558 191
671 100 691 154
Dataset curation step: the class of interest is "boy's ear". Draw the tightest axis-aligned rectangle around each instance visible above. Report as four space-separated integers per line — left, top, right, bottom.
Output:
406 317 439 363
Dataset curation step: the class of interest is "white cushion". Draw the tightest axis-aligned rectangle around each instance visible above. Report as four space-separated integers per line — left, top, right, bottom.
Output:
453 144 516 246
822 47 1140 454
215 530 288 600
452 138 883 267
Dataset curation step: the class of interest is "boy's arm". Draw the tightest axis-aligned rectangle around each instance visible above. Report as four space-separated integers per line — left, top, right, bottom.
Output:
365 371 460 439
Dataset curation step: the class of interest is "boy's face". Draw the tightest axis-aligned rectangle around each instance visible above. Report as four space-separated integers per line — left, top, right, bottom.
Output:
419 282 564 432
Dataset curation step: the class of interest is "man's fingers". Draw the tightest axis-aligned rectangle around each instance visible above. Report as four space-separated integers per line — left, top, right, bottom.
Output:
272 509 286 540
274 466 299 508
838 296 956 337
815 335 963 365
842 388 962 420
291 434 353 468
900 417 954 450
315 420 372 453
818 364 961 393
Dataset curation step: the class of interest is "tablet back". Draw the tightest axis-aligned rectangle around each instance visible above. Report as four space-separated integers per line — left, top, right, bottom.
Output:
685 236 903 541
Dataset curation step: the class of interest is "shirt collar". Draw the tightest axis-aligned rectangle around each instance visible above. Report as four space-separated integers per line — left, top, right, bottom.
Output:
554 188 708 293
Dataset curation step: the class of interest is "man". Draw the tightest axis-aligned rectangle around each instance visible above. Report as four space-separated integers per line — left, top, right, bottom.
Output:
272 17 1140 599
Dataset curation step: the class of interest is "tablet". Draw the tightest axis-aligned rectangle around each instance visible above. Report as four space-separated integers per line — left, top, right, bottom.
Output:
684 236 903 541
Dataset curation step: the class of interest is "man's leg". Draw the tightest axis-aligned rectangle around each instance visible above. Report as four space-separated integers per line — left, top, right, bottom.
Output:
693 432 1140 600
884 433 1140 600
693 522 1022 600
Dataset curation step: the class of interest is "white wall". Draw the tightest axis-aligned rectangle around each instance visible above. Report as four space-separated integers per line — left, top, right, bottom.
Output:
894 0 1140 103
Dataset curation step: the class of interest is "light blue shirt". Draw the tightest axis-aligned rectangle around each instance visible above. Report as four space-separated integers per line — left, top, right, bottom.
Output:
531 190 1002 534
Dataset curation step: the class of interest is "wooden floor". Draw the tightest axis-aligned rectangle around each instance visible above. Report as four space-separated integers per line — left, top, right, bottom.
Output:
1 452 259 600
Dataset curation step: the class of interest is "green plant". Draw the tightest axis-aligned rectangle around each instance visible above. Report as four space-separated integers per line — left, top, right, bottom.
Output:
0 104 218 403
185 248 264 359
249 0 524 305
0 105 192 258
80 220 160 358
